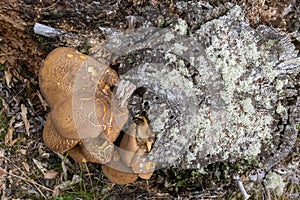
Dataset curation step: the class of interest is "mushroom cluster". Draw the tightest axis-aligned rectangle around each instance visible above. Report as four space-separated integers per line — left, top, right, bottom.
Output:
39 47 155 184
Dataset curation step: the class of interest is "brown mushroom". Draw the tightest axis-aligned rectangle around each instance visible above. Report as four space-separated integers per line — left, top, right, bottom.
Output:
130 148 156 179
117 116 156 181
101 153 138 185
43 115 80 153
40 47 125 162
50 99 80 140
39 47 86 108
119 116 155 167
66 145 88 163
41 47 121 142
134 116 156 153
81 137 114 164
118 122 141 167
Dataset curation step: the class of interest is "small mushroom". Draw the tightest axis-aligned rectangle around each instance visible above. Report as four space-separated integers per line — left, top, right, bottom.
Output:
119 116 155 166
134 116 156 153
118 122 141 167
101 152 138 185
117 116 156 181
130 149 156 179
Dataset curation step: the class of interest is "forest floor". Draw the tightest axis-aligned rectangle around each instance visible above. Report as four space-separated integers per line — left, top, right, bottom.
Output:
0 0 299 199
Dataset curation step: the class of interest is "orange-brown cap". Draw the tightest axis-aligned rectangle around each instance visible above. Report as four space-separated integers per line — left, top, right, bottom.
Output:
43 115 80 153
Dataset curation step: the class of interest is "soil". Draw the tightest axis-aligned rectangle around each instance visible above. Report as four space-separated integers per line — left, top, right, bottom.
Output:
0 0 299 199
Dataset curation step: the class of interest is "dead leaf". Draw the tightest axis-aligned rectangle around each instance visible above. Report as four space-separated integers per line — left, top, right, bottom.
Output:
0 167 6 176
53 175 82 197
18 149 27 155
55 175 81 190
21 104 30 136
44 170 58 180
5 116 15 145
22 161 30 173
4 68 12 88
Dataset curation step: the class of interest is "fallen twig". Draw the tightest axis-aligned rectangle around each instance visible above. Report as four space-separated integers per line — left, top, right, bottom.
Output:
233 174 251 200
33 23 65 38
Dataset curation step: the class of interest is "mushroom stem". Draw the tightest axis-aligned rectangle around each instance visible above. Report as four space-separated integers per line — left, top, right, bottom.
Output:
233 175 251 200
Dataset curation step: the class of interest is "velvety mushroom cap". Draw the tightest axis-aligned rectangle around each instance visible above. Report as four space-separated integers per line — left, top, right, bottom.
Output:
43 115 80 153
101 159 138 185
39 47 87 108
50 98 80 139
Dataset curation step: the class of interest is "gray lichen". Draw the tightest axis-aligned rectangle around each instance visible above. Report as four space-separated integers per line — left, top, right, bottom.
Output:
91 6 299 170
264 172 287 196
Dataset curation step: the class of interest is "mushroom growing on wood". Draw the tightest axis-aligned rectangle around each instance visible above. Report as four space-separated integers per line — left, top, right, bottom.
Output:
116 116 156 181
40 47 156 184
40 47 125 164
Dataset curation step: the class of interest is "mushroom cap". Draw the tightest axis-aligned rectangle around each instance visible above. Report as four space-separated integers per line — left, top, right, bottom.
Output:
95 84 129 143
51 98 107 140
43 115 80 153
41 47 124 142
81 137 114 164
101 159 138 185
130 148 156 180
39 47 86 108
66 145 88 163
50 98 80 139
119 123 140 167
95 93 120 142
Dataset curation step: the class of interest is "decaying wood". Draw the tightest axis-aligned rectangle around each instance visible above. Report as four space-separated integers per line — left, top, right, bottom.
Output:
33 4 299 174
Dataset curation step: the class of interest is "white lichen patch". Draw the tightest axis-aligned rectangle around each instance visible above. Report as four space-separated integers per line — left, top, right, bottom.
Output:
152 66 199 98
179 6 278 164
151 108 169 133
173 43 189 55
264 172 287 196
275 79 288 91
164 32 175 42
276 102 287 115
241 98 255 114
174 18 188 36
116 5 299 168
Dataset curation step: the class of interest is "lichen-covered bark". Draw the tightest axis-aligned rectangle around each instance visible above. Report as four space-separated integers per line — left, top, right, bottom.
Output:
92 6 299 170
